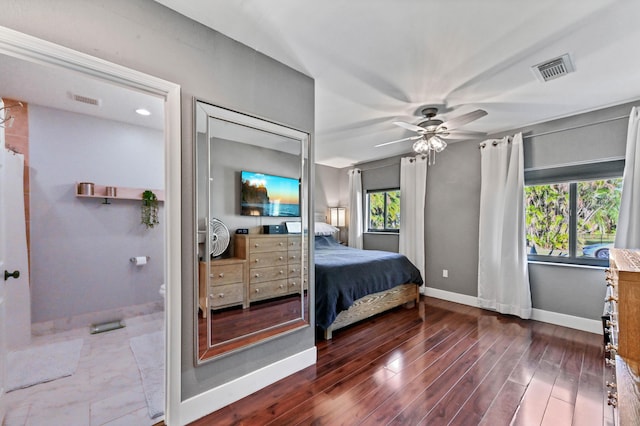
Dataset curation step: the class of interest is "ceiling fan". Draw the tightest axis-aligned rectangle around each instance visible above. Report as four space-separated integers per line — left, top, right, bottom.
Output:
376 107 487 163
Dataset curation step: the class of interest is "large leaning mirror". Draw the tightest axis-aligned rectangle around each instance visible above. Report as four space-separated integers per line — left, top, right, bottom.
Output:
195 99 310 363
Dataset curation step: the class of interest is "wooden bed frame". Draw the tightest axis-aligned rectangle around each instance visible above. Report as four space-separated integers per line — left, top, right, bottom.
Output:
323 283 420 340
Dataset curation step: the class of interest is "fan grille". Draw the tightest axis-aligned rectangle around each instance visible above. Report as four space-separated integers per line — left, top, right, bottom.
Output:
209 218 230 257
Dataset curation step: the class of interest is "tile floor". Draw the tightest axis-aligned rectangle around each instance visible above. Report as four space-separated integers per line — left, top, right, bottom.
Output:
4 310 164 426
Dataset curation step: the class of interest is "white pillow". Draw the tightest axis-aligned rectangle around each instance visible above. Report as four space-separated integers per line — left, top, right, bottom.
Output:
315 222 339 236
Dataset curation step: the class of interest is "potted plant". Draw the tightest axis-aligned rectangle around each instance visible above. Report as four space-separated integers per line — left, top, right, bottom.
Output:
141 190 159 229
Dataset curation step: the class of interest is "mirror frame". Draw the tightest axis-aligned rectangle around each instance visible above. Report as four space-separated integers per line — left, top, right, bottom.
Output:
193 98 311 364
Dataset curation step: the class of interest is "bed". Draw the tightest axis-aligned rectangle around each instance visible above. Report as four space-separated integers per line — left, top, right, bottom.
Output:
314 234 424 339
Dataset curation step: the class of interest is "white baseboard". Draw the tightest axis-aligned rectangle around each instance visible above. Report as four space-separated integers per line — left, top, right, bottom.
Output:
423 287 602 335
179 347 317 425
422 287 480 308
530 308 602 334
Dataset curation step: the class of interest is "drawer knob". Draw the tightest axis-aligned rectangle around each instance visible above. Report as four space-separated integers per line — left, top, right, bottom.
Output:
255 259 260 263
291 282 297 287
279 270 284 275
606 320 617 328
255 288 260 293
219 272 224 278
279 284 284 289
218 293 225 298
255 273 261 278
279 256 284 261
279 242 284 246
606 295 618 303
254 243 259 248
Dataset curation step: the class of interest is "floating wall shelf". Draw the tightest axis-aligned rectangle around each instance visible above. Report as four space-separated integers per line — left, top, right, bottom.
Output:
75 182 165 203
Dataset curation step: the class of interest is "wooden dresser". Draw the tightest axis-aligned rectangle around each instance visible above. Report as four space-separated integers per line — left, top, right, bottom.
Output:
604 249 640 424
235 234 307 303
198 257 247 317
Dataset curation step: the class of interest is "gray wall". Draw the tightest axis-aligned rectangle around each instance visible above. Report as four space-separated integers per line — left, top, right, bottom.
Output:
204 136 301 258
315 163 341 216
29 105 164 323
351 101 634 322
0 0 315 401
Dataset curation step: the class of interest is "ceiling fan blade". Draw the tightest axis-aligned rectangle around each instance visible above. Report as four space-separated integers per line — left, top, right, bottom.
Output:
393 121 425 133
375 135 421 148
439 109 487 130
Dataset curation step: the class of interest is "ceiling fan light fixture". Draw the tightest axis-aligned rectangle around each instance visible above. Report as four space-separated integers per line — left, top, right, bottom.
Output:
430 136 447 152
412 138 430 154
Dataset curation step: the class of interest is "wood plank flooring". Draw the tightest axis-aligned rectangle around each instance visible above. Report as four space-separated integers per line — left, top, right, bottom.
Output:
190 296 609 425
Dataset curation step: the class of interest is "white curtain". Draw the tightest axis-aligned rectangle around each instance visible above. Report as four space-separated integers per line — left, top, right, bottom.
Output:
348 168 363 249
615 107 640 249
478 133 532 319
399 156 427 284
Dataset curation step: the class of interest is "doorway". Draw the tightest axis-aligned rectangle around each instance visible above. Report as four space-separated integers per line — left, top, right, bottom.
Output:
0 26 181 425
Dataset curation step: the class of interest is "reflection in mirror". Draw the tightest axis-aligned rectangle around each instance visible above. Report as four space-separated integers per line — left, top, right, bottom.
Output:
195 99 310 363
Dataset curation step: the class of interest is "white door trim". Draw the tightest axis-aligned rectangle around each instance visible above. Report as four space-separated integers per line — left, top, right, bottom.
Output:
0 26 183 425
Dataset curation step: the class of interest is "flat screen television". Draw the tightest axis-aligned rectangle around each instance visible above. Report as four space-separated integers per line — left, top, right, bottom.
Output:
241 170 300 217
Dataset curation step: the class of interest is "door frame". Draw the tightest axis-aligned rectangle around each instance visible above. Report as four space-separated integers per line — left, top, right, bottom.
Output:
0 26 183 424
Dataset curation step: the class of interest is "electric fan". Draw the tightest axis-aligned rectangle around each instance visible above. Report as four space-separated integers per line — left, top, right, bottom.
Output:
209 218 230 257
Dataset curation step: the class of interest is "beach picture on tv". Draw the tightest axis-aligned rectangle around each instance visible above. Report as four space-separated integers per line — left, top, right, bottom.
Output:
241 171 300 217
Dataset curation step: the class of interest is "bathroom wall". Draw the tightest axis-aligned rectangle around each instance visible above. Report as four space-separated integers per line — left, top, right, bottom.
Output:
29 104 164 324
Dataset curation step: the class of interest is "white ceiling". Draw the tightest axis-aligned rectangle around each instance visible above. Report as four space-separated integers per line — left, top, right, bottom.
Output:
155 0 640 168
0 54 164 130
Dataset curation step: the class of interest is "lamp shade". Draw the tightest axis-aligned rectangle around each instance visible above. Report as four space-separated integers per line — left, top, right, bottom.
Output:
330 207 346 227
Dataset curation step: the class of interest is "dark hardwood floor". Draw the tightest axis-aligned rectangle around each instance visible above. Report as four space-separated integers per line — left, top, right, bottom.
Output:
190 296 611 425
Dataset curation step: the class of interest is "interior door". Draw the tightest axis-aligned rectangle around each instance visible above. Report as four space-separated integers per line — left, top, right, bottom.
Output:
0 99 8 423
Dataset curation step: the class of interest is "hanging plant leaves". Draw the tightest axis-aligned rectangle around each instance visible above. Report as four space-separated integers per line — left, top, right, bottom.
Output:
141 190 159 229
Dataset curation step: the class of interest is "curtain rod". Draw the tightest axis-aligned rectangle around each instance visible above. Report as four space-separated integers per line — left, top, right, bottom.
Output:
477 114 628 148
522 115 627 139
351 154 429 172
350 162 397 173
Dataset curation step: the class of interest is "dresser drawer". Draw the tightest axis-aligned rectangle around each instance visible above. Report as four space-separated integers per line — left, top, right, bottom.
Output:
288 237 302 250
248 237 287 253
287 250 302 263
208 282 244 308
249 279 287 301
249 251 287 268
287 277 308 292
250 265 288 284
288 264 305 278
209 263 244 286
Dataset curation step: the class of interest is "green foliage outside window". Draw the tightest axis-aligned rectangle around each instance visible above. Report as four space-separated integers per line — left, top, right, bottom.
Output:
368 189 400 231
525 183 569 256
525 178 622 259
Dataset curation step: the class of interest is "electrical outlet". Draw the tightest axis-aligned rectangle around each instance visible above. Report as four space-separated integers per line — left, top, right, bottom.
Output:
442 269 448 278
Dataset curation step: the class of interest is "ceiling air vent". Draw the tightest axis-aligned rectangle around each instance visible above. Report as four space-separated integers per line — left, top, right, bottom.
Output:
531 53 575 82
71 93 101 106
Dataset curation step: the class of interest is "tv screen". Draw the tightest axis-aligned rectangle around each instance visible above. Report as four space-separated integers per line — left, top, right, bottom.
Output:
241 171 300 217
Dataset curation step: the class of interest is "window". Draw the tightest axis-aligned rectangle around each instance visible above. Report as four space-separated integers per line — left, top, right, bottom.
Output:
525 177 623 266
366 189 400 232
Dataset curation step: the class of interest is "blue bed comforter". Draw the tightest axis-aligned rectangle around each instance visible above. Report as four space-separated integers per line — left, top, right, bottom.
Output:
314 236 423 329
